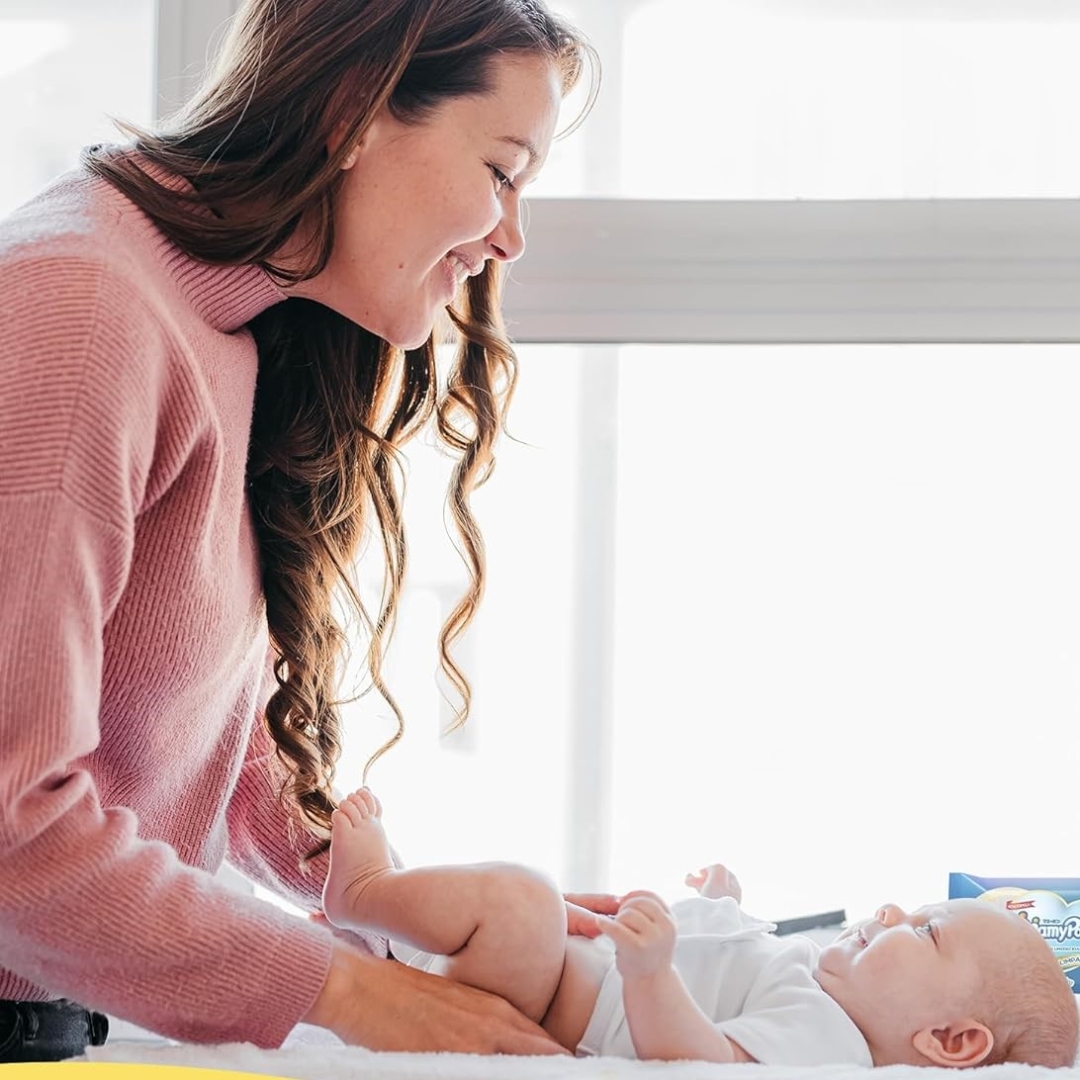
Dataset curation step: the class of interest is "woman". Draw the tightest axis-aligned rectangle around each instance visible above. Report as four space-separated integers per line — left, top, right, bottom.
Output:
0 0 605 1062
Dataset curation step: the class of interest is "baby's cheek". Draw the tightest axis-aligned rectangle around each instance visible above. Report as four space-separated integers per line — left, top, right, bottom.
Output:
815 941 852 979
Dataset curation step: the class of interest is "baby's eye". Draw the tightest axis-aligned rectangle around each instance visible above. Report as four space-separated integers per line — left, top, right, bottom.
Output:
917 921 935 939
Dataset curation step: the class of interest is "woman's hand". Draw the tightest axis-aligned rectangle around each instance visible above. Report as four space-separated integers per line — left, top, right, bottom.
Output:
596 890 677 980
563 891 621 937
303 944 567 1054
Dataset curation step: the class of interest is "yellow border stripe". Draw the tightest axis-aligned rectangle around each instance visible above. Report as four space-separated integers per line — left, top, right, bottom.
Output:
0 1066 294 1080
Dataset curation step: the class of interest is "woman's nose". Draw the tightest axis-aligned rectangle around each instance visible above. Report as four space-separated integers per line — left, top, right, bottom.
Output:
876 903 906 927
487 204 526 263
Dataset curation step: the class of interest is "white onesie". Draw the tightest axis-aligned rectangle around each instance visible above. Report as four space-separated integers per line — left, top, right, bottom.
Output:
573 896 872 1065
392 896 872 1066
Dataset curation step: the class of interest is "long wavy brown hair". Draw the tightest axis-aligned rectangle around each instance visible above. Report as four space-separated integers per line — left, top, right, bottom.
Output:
83 0 595 852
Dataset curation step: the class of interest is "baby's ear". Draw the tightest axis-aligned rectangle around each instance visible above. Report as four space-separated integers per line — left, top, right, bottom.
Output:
912 1022 993 1068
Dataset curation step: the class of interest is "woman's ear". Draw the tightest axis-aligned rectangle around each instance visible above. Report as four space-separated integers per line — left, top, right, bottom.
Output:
912 1021 993 1068
327 121 361 170
329 108 394 171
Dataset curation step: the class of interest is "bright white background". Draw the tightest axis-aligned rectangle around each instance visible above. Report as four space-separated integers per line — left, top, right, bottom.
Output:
3 0 1079 928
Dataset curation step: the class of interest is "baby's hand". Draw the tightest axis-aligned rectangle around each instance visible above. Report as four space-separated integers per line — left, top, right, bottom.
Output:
685 864 741 902
597 890 677 979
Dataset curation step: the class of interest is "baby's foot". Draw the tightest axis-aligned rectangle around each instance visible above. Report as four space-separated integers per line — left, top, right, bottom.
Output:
322 787 397 930
685 863 742 902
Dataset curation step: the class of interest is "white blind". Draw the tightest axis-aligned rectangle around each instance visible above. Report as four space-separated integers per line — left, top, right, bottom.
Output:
537 0 1080 200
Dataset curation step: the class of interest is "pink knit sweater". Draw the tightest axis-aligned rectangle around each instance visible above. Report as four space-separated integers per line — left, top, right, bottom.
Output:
0 167 383 1047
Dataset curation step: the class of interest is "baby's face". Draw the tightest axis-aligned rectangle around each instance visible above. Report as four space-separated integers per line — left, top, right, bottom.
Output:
813 899 1030 1060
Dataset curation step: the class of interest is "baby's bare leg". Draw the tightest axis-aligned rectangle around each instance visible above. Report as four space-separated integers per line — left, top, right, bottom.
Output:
322 788 567 1022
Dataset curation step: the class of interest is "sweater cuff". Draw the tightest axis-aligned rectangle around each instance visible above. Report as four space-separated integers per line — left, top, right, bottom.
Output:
247 919 335 1049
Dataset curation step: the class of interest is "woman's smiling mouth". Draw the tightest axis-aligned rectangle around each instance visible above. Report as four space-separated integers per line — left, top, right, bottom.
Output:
447 250 482 282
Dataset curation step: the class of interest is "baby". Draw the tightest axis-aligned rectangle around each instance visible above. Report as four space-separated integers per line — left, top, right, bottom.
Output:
322 788 1078 1067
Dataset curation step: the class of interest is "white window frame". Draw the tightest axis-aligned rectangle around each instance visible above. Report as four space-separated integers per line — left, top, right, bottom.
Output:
503 199 1080 344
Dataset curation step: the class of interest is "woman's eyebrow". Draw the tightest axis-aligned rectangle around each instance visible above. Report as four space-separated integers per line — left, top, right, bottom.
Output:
497 135 539 168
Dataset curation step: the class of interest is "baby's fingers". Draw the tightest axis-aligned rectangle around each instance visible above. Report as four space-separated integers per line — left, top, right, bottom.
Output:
620 889 669 908
598 904 664 948
617 894 671 923
597 913 635 947
614 906 657 937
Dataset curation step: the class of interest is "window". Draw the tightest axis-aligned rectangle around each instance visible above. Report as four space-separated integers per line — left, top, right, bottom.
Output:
536 0 1080 200
9 1 1076 928
609 343 1080 920
352 342 1080 925
358 0 1080 924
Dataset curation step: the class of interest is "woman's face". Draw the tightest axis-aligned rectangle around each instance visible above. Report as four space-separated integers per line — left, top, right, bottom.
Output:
291 53 563 349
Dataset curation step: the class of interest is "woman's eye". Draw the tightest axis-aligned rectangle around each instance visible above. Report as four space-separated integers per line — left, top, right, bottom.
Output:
488 165 516 193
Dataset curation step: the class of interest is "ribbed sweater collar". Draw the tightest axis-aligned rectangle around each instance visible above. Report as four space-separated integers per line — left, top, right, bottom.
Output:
155 241 286 334
106 156 287 334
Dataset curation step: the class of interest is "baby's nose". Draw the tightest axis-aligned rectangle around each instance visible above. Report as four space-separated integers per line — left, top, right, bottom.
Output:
875 902 906 927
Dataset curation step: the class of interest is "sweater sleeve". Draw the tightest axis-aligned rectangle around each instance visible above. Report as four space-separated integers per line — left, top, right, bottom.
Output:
0 255 333 1047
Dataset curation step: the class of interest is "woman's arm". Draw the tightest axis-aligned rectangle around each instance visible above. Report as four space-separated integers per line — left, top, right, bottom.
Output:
0 261 334 1047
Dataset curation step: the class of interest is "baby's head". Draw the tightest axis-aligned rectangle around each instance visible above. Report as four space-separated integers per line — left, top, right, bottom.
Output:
814 898 1078 1069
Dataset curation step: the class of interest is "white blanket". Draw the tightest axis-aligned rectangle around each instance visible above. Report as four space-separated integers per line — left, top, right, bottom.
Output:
81 1032 1078 1080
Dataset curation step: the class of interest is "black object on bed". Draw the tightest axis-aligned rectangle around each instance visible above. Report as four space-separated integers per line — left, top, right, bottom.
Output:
773 910 846 937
